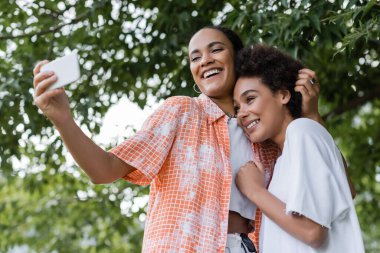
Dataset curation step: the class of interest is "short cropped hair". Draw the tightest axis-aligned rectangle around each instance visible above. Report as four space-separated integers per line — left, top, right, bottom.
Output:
235 45 303 118
204 26 244 54
190 26 244 55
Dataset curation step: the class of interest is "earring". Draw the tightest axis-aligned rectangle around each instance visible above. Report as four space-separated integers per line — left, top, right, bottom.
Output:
193 84 202 94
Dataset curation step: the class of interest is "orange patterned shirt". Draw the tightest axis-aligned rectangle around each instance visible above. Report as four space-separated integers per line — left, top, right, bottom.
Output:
110 94 279 253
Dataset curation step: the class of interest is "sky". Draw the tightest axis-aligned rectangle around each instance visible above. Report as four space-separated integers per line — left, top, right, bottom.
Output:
94 95 161 145
58 94 162 177
8 96 159 253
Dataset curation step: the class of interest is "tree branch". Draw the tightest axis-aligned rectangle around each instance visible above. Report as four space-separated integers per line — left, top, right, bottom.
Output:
0 10 91 40
323 85 380 120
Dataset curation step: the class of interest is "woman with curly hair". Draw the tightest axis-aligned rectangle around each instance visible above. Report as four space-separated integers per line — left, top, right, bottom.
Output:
233 45 364 253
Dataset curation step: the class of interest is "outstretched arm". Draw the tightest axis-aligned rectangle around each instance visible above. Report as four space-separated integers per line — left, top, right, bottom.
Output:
236 161 327 248
53 115 135 184
33 60 135 184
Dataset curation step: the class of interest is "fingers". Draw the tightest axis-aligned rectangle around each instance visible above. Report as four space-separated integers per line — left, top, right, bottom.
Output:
294 85 309 100
33 70 55 88
297 73 318 87
296 78 314 96
33 60 49 76
34 87 63 104
244 160 265 173
298 68 316 79
296 69 320 97
34 73 57 97
33 60 56 94
297 73 319 87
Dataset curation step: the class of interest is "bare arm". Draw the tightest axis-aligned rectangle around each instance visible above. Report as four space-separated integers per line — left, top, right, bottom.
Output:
33 61 135 184
341 154 356 198
55 116 135 184
236 161 327 248
249 187 327 248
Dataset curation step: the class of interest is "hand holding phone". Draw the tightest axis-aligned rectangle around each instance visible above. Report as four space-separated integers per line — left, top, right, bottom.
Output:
41 53 81 91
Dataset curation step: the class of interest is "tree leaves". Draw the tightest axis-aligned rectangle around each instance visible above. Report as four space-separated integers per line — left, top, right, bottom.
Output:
0 0 379 252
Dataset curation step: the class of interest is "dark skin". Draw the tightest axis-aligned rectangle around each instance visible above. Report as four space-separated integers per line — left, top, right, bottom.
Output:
228 211 252 233
188 29 328 234
33 28 353 237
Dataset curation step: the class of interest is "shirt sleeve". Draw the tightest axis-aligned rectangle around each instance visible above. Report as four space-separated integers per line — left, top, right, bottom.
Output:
109 96 182 185
284 119 351 229
252 140 280 186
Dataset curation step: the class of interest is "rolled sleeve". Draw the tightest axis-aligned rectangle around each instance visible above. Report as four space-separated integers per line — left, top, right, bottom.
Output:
284 119 350 228
110 97 182 185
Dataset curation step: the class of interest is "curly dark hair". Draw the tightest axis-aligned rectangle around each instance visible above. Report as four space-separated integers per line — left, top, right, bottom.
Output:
235 44 303 119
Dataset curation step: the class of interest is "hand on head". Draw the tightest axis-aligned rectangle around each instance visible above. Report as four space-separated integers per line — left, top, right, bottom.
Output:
295 68 321 121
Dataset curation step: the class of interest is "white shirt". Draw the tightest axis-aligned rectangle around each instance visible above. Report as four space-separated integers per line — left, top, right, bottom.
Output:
260 118 365 253
228 118 257 220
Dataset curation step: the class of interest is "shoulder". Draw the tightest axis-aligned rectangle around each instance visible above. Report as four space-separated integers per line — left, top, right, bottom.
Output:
285 118 336 153
154 96 202 123
164 96 203 113
288 118 323 131
287 118 328 138
164 95 193 104
164 96 199 108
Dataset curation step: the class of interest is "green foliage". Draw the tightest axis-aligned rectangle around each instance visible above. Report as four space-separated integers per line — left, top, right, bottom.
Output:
0 0 379 252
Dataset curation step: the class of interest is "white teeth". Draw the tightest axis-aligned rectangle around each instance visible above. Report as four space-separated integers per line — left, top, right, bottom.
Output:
247 120 259 129
203 69 221 78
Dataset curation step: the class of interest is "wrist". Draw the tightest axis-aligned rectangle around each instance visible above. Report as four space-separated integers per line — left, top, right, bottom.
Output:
53 113 75 131
246 185 266 204
313 113 325 126
306 112 323 123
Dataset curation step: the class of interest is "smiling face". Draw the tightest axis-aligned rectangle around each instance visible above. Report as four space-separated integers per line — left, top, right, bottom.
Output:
188 28 236 99
233 77 293 147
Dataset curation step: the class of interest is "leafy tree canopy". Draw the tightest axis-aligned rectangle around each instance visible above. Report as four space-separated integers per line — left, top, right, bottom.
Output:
0 0 379 252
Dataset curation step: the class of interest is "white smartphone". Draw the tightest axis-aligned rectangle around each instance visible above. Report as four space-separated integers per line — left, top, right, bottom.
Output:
41 52 81 91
